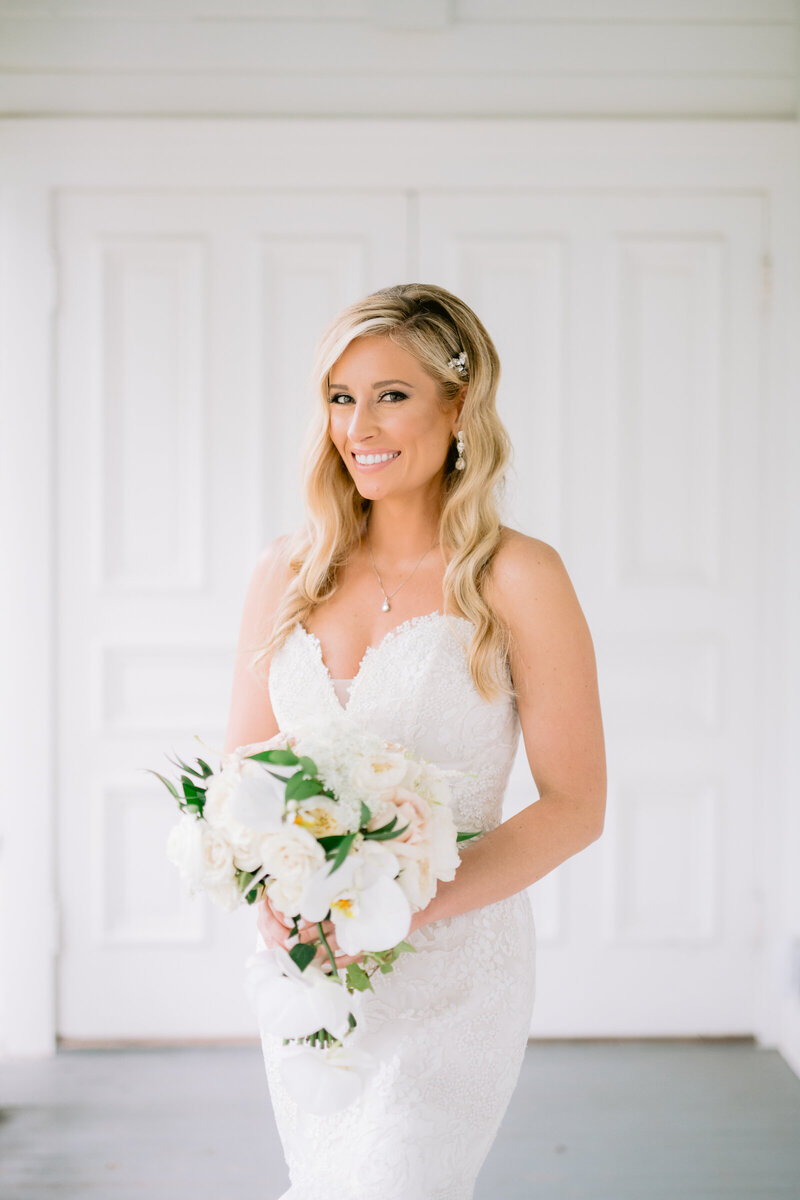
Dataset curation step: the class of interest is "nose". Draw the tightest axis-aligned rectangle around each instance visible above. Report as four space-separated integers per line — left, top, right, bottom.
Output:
346 399 379 444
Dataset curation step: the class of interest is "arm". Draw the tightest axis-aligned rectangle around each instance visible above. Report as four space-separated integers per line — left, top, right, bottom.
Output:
410 534 606 932
223 536 291 756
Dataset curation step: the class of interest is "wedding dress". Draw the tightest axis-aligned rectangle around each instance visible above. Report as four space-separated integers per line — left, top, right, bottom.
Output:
258 610 536 1200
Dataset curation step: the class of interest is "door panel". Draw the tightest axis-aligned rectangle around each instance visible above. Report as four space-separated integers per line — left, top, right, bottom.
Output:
419 191 764 1035
56 190 408 1038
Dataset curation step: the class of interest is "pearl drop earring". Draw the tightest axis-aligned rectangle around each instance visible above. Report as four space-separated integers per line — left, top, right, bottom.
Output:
455 429 466 470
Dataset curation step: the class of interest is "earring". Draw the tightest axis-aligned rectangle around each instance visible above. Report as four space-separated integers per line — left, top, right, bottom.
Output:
455 429 466 470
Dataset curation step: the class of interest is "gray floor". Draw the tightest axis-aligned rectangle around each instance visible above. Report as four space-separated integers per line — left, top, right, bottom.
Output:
1 1040 798 1199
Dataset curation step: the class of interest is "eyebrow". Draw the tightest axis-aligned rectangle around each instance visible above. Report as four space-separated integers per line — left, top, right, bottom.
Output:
327 379 414 390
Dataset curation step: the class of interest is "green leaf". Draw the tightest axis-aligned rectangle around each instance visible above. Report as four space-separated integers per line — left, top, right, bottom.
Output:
236 870 255 892
317 834 345 854
379 962 394 974
327 831 356 876
180 774 202 801
195 757 214 777
360 800 372 827
456 830 482 842
297 755 318 775
165 753 207 781
345 962 374 992
289 942 317 972
142 769 180 799
393 940 418 954
247 748 299 766
245 888 260 904
285 774 325 802
364 819 410 842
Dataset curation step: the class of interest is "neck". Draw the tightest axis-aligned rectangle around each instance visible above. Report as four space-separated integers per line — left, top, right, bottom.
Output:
364 494 442 562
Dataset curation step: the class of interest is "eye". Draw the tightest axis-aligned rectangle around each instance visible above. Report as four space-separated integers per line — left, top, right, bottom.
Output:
327 391 408 405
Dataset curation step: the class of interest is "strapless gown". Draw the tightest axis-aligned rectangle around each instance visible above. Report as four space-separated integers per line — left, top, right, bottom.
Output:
257 610 536 1200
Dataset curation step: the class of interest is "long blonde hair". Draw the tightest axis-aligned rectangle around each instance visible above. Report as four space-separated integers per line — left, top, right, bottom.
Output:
253 282 515 703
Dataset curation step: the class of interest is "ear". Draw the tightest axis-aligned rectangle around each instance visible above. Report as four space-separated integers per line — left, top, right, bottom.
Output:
452 385 466 429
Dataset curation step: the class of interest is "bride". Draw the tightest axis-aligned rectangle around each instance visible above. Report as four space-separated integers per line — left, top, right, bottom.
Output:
223 283 606 1199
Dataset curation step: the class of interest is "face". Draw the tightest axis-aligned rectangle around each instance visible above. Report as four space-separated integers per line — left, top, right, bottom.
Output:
326 335 464 500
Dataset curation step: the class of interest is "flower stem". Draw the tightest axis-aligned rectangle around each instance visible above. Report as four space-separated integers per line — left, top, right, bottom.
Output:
316 921 339 975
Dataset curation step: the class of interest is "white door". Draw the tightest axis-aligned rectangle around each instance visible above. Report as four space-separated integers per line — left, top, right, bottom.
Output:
419 191 764 1035
57 184 766 1040
55 190 409 1038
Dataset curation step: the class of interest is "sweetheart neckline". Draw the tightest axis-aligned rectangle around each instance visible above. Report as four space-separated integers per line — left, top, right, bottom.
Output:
295 609 474 715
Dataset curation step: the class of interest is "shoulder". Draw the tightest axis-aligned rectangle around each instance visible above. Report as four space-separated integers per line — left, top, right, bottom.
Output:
485 526 571 620
239 532 298 641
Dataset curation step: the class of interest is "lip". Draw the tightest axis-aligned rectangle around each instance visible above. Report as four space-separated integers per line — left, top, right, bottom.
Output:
351 450 401 471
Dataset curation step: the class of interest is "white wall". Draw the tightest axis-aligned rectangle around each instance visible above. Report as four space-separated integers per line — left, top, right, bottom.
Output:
0 0 796 119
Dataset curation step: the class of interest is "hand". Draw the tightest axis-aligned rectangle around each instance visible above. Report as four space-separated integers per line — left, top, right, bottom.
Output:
255 889 294 951
293 917 367 973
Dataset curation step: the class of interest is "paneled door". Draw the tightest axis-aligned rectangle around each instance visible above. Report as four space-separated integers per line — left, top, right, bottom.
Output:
55 191 408 1038
57 184 765 1040
419 191 765 1035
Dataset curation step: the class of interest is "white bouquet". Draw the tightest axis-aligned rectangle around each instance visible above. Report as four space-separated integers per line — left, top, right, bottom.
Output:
147 716 480 1113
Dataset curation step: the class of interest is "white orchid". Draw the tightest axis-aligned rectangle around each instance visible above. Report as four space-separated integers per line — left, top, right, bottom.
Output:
299 839 412 956
226 766 287 832
244 946 353 1041
276 1038 378 1115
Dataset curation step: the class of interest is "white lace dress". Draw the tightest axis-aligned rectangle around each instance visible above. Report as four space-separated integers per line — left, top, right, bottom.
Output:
259 610 536 1200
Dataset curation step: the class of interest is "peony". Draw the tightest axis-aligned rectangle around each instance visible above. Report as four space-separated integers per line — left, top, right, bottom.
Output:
260 825 327 918
349 748 411 795
377 786 432 847
291 796 348 838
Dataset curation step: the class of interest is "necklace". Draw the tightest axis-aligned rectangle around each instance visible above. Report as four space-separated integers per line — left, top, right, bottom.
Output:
366 522 439 613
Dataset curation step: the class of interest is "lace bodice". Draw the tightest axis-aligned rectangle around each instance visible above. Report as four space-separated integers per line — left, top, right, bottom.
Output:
267 610 521 836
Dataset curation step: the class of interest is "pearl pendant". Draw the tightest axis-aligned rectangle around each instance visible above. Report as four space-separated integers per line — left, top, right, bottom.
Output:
382 597 391 612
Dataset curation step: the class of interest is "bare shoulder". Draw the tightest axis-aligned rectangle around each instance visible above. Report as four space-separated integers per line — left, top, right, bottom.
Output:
239 532 297 647
485 526 573 625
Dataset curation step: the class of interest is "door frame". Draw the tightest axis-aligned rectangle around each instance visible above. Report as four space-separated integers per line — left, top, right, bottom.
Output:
1 117 796 1060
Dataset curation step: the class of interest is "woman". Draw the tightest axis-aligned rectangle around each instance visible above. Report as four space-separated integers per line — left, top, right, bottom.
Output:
224 283 606 1198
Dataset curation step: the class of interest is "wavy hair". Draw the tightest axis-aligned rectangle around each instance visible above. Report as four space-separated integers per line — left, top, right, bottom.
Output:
253 282 515 703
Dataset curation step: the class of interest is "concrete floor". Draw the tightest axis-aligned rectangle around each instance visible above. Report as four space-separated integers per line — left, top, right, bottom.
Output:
1 1040 799 1199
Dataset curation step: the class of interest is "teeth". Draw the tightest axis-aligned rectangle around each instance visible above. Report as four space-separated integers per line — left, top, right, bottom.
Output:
354 452 399 465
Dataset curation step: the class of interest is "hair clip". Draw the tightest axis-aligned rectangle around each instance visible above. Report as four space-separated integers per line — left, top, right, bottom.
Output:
447 350 468 378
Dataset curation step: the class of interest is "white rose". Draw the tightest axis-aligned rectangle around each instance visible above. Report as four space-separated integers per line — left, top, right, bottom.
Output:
391 843 436 910
205 874 243 913
203 761 277 871
166 814 235 892
166 814 207 891
261 825 326 919
350 749 411 795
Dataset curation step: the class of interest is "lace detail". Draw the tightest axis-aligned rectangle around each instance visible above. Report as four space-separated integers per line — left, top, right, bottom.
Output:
261 611 536 1199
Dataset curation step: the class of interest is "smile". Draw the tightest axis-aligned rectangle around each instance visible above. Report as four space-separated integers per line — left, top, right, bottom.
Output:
352 451 401 467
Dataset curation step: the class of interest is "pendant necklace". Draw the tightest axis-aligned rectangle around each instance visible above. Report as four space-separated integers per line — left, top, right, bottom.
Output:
366 521 439 613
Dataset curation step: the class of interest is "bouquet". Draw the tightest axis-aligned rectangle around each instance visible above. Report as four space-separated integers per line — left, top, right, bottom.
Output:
147 715 479 1113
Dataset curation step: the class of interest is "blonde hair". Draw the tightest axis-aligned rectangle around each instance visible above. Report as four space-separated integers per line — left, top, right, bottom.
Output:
254 282 515 703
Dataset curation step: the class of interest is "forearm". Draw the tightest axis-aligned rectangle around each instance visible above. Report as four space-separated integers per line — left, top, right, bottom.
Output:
410 792 603 932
